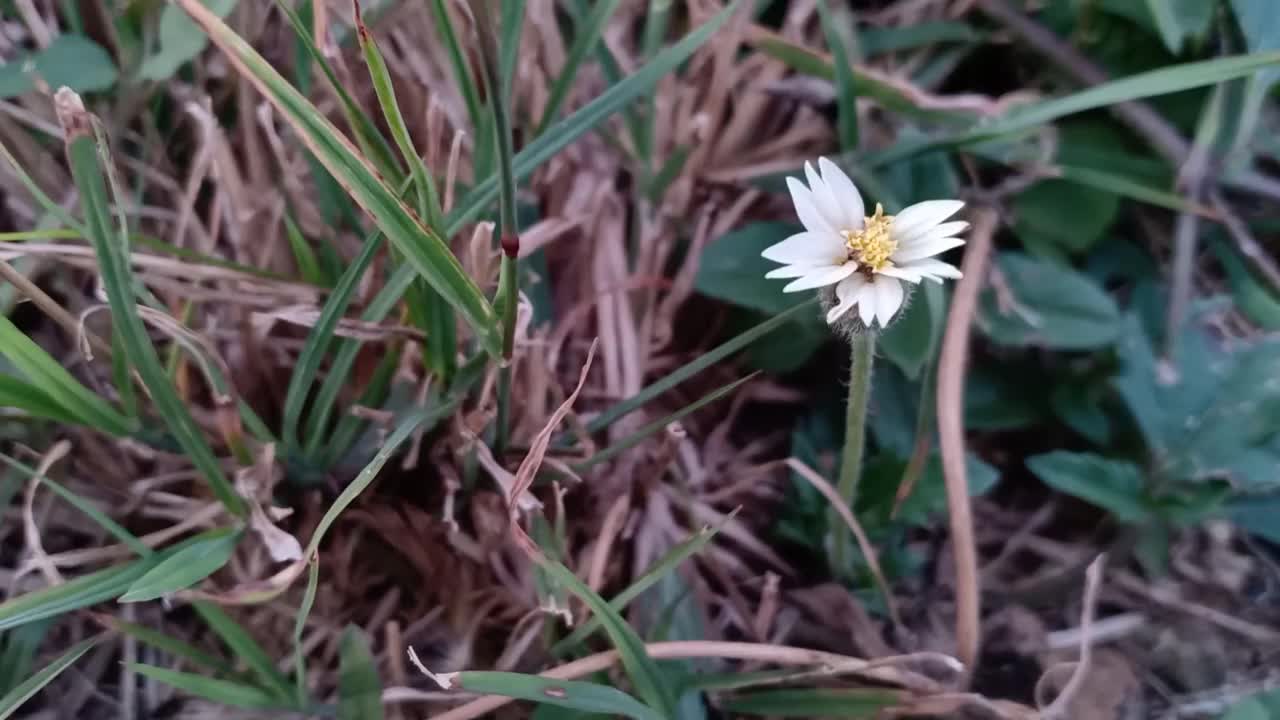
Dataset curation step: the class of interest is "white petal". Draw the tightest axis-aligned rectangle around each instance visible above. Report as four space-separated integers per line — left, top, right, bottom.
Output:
897 221 969 250
761 231 845 265
783 263 856 292
858 286 877 326
818 157 865 229
872 275 905 327
826 274 867 324
765 265 814 279
804 162 846 233
892 200 964 245
787 177 838 236
898 257 963 282
878 265 925 284
892 236 966 264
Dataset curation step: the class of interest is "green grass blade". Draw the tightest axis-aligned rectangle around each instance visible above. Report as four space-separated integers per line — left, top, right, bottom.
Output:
126 664 285 711
274 0 400 181
0 533 216 631
353 4 454 380
283 227 383 451
292 556 319 705
177 0 503 358
551 523 722 656
100 617 233 676
576 374 756 471
319 342 404 467
867 51 1280 165
283 215 326 286
58 96 245 516
0 452 149 556
818 0 858 150
119 529 240 602
498 0 527 102
582 300 813 436
448 0 740 231
537 0 622 134
449 672 665 720
0 376 80 426
0 635 100 719
338 626 382 720
0 620 51 694
720 688 901 717
305 402 461 557
532 558 677 717
0 316 134 436
192 602 293 700
427 0 483 130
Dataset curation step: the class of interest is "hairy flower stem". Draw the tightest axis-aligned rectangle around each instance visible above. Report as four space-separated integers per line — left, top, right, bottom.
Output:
831 331 875 576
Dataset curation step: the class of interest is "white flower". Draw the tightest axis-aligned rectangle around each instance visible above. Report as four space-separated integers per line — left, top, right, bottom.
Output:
762 157 966 328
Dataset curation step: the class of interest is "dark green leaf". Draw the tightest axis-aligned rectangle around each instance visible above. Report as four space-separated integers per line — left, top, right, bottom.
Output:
1027 451 1151 523
1012 180 1119 255
978 252 1121 349
338 626 382 720
127 664 284 710
139 0 238 80
0 36 116 98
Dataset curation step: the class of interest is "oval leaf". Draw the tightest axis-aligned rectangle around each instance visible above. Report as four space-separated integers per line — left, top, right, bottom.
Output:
978 252 1121 349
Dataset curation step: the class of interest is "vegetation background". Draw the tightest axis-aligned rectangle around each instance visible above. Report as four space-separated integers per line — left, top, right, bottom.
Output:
0 0 1278 717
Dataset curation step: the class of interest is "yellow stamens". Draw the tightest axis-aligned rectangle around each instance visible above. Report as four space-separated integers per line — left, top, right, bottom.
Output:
840 203 896 271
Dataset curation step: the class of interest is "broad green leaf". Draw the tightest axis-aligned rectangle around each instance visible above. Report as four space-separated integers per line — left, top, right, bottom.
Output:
1050 383 1113 445
119 529 240 602
451 672 665 720
338 626 382 720
0 36 116 98
127 664 283 710
62 111 244 515
139 0 237 80
1113 314 1280 489
1212 237 1280 330
978 252 1121 349
0 636 99 719
0 316 133 435
1027 451 1151 523
1012 180 1119 255
1222 690 1280 720
720 688 901 717
175 0 502 358
696 222 811 316
879 283 945 379
1143 0 1214 54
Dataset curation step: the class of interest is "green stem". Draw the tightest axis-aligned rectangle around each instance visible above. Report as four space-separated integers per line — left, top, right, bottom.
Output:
831 331 875 576
470 0 521 453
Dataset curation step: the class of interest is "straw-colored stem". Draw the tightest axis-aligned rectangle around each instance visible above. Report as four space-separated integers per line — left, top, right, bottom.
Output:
831 331 875 575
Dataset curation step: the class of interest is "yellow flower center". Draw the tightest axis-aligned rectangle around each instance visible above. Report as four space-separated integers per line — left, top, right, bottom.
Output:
840 203 896 272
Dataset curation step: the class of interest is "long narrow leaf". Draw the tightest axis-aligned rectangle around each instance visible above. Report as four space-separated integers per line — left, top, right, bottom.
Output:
533 558 677 717
100 617 233 676
192 602 293 700
450 672 665 720
537 0 623 134
551 523 722 655
119 529 240 602
0 635 100 719
0 316 133 436
576 374 758 470
127 664 284 710
57 95 244 515
175 0 502 358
